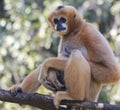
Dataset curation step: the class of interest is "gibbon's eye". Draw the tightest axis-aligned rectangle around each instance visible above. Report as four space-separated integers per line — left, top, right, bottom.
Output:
53 18 59 24
60 17 66 23
74 14 76 18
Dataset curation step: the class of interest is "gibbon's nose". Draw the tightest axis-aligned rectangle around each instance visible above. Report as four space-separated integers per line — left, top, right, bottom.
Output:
56 24 66 31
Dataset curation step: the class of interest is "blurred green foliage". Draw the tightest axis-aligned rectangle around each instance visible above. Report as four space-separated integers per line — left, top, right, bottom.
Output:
0 0 120 110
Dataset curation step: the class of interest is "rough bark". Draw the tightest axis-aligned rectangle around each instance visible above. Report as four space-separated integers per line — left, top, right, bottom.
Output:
0 89 120 110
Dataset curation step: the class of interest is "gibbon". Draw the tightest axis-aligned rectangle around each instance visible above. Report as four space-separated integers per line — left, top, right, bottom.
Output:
9 5 120 108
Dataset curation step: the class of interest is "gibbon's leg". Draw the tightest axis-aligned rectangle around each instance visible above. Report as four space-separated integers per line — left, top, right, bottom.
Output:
20 65 42 93
54 50 91 108
89 78 102 101
90 62 120 84
9 65 41 93
10 57 68 93
38 57 68 82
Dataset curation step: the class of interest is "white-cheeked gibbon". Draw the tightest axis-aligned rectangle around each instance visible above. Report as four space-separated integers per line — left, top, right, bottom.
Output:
9 5 120 108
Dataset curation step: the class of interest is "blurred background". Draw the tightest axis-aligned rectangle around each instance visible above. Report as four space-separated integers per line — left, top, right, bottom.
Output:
0 0 120 110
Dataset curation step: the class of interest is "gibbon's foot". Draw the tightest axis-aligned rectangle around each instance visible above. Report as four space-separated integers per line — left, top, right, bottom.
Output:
54 92 64 109
9 85 22 96
43 79 57 91
54 91 73 109
43 78 65 92
54 95 61 109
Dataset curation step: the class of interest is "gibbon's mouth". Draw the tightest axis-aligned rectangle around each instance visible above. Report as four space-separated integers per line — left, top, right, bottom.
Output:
57 27 66 32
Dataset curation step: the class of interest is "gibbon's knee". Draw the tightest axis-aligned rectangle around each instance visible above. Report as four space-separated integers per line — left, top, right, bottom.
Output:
64 50 91 99
70 49 90 73
91 62 120 84
110 65 120 82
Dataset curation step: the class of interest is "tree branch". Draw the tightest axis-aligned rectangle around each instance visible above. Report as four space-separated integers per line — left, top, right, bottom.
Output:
0 89 63 110
60 100 120 110
0 89 120 110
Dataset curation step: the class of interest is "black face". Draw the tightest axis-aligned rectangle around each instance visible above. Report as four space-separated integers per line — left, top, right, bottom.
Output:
53 17 67 32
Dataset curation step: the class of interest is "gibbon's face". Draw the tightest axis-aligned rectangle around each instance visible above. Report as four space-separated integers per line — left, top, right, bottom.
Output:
48 5 81 36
